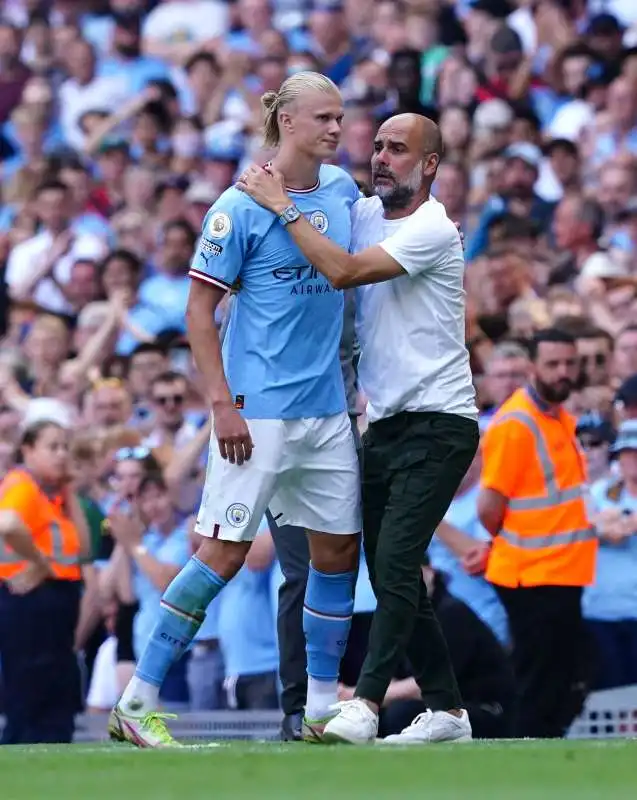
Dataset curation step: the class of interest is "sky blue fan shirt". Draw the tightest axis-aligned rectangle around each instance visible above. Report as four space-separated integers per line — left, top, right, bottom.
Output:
188 164 359 420
217 521 278 677
583 478 637 622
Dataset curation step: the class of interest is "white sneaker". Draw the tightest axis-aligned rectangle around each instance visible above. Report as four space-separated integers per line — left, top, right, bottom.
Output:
322 699 379 744
380 709 472 745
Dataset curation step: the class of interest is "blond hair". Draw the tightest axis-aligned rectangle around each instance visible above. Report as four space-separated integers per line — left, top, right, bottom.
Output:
261 71 340 148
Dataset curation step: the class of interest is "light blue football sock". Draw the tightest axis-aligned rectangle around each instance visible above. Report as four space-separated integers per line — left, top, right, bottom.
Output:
303 563 354 715
135 556 226 688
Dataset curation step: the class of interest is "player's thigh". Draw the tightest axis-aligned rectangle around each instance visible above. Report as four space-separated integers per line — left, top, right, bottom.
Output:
196 419 285 543
273 412 362 537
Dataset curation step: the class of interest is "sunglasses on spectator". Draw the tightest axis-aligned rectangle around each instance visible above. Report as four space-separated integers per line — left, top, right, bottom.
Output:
580 353 607 367
153 393 185 407
115 446 150 461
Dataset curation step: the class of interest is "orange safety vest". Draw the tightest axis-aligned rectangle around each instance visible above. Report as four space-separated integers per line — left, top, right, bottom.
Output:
483 388 597 588
0 469 82 581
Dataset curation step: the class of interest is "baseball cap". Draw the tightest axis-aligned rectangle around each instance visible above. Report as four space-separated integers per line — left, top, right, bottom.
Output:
504 142 542 169
587 13 623 36
610 419 637 454
616 375 637 408
580 252 629 280
576 412 615 444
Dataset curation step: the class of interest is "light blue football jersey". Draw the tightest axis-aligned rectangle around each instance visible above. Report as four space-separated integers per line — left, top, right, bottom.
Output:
188 164 359 420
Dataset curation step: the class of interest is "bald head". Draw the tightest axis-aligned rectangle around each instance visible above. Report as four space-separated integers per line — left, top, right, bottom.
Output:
380 113 443 158
372 113 443 214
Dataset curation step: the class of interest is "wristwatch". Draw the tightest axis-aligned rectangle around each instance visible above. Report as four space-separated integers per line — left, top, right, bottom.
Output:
278 204 301 226
132 544 148 559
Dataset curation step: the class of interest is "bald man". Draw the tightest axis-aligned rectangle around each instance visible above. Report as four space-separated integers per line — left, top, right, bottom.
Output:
238 113 479 745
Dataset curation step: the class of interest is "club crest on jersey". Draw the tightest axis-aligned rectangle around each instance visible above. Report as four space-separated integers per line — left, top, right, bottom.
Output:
309 210 329 234
226 502 250 527
208 212 232 239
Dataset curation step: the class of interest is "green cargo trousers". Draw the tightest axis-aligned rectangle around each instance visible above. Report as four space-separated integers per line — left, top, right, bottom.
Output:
356 411 480 709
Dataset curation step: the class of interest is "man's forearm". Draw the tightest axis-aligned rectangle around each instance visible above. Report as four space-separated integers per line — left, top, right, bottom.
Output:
271 199 355 288
186 284 232 406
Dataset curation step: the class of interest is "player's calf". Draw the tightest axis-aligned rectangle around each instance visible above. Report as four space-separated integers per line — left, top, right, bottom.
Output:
302 531 359 733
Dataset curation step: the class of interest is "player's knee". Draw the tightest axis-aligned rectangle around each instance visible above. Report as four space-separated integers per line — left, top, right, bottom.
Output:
309 532 359 574
196 538 250 581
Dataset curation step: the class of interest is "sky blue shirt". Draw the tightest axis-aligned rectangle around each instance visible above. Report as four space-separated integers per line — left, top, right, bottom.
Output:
428 485 509 645
115 300 178 355
99 55 171 96
217 524 278 677
583 478 637 622
139 273 190 331
189 164 359 419
132 522 191 660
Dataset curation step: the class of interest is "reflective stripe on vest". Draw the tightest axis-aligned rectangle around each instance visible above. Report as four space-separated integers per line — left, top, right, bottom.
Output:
497 411 585 511
499 527 597 549
0 521 78 566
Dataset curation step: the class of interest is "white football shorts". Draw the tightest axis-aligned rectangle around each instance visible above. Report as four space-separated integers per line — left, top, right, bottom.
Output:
195 411 361 542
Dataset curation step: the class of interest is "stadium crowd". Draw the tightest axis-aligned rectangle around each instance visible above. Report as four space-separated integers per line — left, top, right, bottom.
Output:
1 0 637 743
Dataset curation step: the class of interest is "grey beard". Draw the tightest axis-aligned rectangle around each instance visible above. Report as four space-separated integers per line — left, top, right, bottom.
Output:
375 183 417 212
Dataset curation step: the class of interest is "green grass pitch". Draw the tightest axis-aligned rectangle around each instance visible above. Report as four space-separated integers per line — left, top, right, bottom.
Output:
1 739 636 800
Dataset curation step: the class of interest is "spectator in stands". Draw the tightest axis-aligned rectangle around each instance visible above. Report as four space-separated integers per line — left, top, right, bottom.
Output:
6 180 107 315
576 413 615 485
0 20 30 125
143 370 197 451
127 343 169 429
584 420 637 689
613 329 637 387
551 195 606 286
106 473 192 706
217 521 279 711
467 143 556 260
479 341 531 426
575 326 614 388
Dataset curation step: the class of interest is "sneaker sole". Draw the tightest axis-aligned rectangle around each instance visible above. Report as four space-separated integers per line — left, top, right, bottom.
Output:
377 733 473 745
321 730 374 745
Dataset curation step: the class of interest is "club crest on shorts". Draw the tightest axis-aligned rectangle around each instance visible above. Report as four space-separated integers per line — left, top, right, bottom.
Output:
226 502 251 527
208 212 232 239
309 210 329 234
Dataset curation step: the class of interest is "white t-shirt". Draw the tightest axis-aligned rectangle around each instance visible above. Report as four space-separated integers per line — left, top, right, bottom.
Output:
352 195 478 424
6 230 107 314
59 75 130 150
142 1 230 44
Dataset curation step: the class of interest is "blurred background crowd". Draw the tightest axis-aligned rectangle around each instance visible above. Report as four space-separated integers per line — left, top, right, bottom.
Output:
1 0 637 742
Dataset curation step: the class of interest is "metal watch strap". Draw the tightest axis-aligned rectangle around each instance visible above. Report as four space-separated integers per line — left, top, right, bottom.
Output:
278 204 301 226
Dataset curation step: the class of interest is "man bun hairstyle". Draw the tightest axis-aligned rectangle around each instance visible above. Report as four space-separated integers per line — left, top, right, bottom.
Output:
261 71 340 148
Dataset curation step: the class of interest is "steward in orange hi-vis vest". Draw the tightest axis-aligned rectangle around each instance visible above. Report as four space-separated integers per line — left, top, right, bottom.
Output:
0 468 82 582
481 387 596 589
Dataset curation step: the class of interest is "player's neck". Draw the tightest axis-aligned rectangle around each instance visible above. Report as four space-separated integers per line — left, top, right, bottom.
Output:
271 149 321 192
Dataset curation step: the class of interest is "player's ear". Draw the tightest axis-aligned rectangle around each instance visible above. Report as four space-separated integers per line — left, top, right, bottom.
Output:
279 109 294 135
